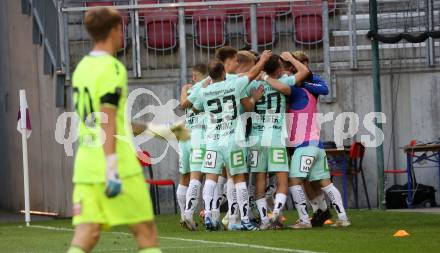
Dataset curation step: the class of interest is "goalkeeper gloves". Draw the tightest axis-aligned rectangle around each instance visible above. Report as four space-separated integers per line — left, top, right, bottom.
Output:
105 154 122 198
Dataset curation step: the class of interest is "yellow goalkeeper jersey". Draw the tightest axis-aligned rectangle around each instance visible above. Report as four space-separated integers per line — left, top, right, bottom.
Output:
72 51 141 183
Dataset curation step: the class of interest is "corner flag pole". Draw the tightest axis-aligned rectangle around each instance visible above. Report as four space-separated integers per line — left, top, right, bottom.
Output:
19 89 31 226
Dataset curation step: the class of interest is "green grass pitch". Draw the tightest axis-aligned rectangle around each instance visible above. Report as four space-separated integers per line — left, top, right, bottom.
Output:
1 210 440 253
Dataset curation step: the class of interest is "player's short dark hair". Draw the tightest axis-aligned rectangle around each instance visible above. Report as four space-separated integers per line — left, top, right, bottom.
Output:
208 59 225 80
85 7 122 42
192 63 208 76
264 55 281 75
215 46 238 63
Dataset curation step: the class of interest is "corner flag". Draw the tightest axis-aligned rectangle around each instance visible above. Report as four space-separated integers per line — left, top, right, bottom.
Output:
17 90 32 138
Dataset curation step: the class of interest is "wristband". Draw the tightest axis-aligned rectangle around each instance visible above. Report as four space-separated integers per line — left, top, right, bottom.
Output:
263 74 269 82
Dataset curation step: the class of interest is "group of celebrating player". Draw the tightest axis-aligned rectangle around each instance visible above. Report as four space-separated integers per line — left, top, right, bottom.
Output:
177 46 351 231
67 6 351 253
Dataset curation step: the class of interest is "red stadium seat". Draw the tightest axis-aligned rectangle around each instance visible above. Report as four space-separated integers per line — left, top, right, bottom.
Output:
142 10 178 50
244 8 276 47
292 0 323 44
193 10 226 48
294 15 323 44
138 150 177 215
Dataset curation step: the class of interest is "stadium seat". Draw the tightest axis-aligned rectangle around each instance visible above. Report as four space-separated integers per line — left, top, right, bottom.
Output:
140 1 178 50
330 142 371 209
138 150 177 215
292 0 323 44
193 10 226 48
244 8 276 47
85 1 129 49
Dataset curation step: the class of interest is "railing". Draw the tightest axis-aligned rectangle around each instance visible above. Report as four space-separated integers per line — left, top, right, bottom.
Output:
59 0 440 98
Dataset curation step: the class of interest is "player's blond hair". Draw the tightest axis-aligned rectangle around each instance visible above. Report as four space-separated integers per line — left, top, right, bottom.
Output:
291 50 309 63
237 50 257 65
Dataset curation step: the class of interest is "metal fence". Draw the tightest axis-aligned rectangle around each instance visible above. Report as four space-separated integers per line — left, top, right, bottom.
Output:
59 0 440 85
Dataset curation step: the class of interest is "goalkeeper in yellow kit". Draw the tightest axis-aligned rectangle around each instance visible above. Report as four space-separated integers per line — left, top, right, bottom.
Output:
68 7 161 253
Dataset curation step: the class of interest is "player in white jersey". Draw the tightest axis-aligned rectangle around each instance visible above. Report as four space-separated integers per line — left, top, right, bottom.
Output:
177 64 208 230
191 50 272 231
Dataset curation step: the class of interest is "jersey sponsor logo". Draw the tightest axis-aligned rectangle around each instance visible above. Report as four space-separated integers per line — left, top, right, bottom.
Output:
203 87 236 97
300 155 315 173
231 150 245 168
248 150 259 168
203 150 217 168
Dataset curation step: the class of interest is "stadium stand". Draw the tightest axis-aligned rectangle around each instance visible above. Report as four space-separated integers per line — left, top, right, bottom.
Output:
193 9 227 48
244 7 276 47
140 0 178 50
292 0 323 44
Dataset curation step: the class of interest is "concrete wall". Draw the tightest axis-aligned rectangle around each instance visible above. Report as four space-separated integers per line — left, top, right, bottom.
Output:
319 69 440 208
0 0 73 216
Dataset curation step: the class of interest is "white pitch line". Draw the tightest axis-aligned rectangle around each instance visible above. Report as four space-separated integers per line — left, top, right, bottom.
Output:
28 225 324 253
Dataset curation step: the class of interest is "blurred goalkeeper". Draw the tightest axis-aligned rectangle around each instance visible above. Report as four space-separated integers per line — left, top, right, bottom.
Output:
68 7 163 253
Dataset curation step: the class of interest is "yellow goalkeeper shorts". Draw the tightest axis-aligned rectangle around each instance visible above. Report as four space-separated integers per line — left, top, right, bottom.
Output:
72 173 154 228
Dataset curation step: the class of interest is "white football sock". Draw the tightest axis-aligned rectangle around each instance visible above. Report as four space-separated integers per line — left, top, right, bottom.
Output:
256 198 269 224
289 185 310 223
176 184 188 220
310 192 327 213
227 178 239 224
202 179 217 219
235 181 250 223
184 179 201 219
322 183 348 221
273 193 287 214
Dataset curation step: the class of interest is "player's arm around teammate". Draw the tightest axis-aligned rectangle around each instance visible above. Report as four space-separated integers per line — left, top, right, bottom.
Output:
263 51 311 96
